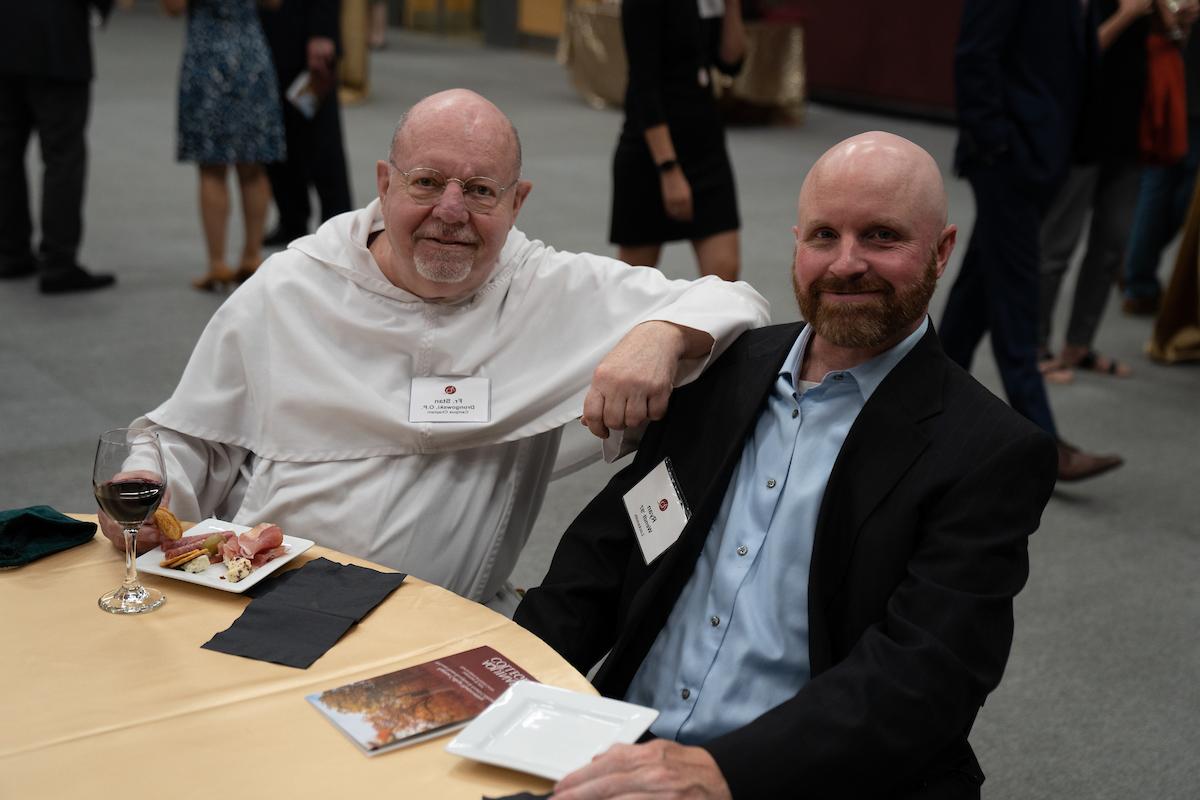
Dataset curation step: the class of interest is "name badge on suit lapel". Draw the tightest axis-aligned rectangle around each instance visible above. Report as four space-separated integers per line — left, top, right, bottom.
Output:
623 458 691 565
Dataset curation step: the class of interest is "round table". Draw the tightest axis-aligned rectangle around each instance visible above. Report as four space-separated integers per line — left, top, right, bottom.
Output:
0 516 594 798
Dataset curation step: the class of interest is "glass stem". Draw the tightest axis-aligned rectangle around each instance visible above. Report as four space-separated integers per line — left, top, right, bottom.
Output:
122 526 140 589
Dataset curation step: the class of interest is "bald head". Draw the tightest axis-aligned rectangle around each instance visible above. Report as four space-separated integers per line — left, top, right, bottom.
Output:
791 131 957 358
801 131 947 233
390 89 522 179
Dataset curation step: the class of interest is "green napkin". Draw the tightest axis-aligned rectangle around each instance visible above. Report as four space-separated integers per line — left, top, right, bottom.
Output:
0 506 97 567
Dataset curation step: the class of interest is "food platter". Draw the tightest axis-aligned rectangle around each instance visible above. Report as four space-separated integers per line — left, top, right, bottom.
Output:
136 518 313 594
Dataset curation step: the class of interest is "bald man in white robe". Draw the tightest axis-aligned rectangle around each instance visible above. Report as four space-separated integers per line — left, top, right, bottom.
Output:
98 90 769 608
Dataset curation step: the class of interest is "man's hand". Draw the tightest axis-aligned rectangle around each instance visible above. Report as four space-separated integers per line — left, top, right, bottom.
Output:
583 321 712 439
98 471 172 555
307 36 337 96
551 740 732 800
660 169 694 222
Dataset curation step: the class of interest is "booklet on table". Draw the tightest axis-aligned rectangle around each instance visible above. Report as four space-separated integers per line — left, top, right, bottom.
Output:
306 645 536 756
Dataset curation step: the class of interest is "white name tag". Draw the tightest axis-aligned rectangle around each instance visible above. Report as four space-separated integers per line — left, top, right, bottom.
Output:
409 377 491 423
623 458 691 565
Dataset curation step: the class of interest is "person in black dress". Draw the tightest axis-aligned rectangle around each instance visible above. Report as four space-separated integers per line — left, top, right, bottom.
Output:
611 0 745 281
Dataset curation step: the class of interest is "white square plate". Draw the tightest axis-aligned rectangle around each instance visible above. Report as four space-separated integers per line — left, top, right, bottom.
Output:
136 518 313 594
445 681 658 781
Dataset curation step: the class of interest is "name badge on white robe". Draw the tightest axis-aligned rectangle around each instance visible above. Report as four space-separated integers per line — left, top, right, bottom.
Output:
623 458 691 565
409 377 491 423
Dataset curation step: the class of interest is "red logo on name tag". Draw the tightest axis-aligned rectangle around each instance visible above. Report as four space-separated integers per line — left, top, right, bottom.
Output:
444 385 456 394
659 499 669 512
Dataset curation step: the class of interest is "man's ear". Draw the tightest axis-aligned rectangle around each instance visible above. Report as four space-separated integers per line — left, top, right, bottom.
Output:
376 160 391 205
935 224 957 277
510 179 533 219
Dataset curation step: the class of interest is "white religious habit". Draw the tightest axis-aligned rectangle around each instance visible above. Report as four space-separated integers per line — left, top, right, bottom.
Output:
135 200 769 603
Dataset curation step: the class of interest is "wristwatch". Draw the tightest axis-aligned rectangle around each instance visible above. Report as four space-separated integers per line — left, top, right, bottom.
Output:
656 159 680 174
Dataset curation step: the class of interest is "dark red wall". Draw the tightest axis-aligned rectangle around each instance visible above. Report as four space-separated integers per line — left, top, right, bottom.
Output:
764 1 962 118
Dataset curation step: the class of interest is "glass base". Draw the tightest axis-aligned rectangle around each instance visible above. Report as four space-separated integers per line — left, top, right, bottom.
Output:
98 583 165 614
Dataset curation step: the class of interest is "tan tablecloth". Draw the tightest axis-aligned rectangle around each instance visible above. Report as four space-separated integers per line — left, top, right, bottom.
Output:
1 517 594 798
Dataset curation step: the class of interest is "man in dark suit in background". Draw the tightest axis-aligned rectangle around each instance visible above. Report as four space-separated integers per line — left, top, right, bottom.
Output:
516 133 1058 799
259 0 352 245
939 0 1121 481
0 0 116 293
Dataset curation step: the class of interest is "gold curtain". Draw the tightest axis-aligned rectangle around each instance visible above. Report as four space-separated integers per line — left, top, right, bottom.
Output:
339 0 369 103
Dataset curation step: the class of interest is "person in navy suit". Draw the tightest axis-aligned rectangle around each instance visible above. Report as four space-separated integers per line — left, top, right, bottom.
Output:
258 0 352 245
0 0 117 293
517 133 1057 800
939 0 1123 481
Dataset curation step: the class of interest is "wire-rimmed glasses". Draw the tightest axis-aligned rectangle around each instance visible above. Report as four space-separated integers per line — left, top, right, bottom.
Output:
388 163 518 214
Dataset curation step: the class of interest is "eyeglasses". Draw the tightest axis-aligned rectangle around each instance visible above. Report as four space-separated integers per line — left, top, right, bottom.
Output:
388 163 518 214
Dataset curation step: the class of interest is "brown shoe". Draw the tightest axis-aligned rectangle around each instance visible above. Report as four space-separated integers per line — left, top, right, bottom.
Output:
1056 440 1123 482
1121 294 1160 316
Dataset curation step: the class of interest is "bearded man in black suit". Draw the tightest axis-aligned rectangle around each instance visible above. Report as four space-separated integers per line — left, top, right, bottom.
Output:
0 0 116 293
515 132 1058 800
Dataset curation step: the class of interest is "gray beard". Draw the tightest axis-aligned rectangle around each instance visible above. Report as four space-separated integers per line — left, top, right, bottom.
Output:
413 252 472 284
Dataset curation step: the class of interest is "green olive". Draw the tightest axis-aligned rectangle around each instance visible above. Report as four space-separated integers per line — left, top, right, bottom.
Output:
203 533 224 556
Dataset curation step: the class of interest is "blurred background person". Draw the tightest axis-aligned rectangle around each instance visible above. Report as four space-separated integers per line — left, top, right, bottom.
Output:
0 0 117 294
259 0 352 247
369 0 387 49
1123 6 1200 316
1148 164 1200 360
940 0 1123 481
610 0 745 281
164 0 286 291
1036 0 1170 382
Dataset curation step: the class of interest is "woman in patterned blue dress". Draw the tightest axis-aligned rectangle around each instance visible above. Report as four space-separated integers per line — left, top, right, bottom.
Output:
163 0 286 290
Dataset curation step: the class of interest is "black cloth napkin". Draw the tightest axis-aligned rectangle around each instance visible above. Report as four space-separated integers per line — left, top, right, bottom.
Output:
0 506 97 567
202 557 406 668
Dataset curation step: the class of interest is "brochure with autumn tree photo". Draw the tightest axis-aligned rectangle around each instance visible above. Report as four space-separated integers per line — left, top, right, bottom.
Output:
306 646 536 756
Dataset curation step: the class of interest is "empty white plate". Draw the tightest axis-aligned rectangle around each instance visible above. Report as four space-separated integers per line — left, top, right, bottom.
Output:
446 680 658 781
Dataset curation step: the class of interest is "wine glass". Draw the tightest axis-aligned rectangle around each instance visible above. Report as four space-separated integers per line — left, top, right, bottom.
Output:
93 428 168 614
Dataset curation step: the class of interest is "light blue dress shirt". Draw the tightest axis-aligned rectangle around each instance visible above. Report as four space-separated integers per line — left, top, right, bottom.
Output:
624 319 929 743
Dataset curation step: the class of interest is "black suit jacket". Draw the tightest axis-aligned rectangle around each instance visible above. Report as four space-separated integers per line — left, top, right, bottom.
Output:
259 0 341 88
953 0 1098 184
0 0 113 82
516 323 1057 798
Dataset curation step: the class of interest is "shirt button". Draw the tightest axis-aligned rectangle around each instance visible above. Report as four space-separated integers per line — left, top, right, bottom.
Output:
791 408 799 419
681 688 690 700
766 478 777 489
736 545 748 556
710 615 720 627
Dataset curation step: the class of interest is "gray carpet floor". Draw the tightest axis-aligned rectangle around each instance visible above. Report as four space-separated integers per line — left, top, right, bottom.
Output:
2 8 1197 798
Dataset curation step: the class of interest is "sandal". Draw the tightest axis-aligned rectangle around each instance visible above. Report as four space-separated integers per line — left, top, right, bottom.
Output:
1038 351 1075 385
191 262 236 292
1069 349 1132 378
233 258 261 284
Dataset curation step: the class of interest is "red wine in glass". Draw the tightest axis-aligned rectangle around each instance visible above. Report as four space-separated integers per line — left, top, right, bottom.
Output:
93 428 168 614
94 478 164 526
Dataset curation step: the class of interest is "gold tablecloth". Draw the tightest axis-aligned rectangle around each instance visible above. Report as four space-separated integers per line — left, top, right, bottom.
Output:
559 4 805 122
1 517 594 798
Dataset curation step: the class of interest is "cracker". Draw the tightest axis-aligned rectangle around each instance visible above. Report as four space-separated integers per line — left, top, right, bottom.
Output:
160 548 203 569
154 508 183 541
